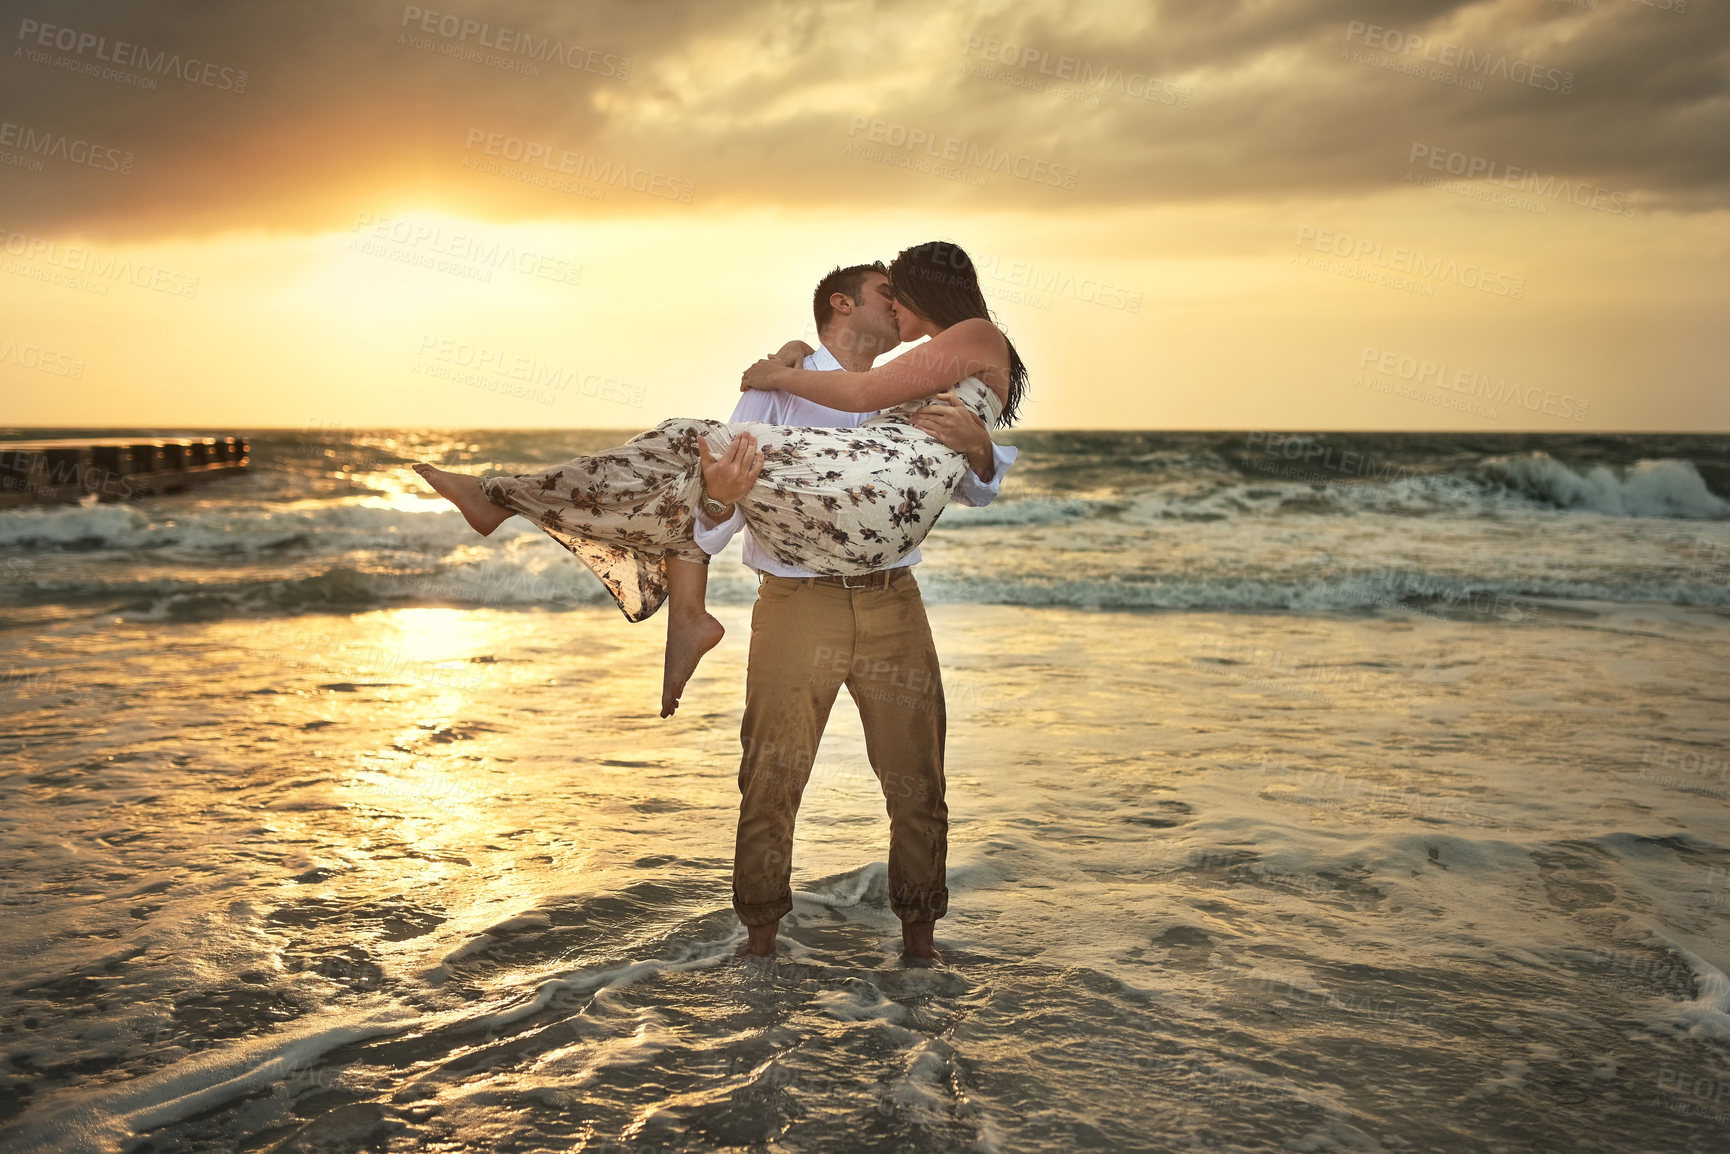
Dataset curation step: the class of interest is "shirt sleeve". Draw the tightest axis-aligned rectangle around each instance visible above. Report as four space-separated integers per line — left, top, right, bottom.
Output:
951 443 1019 508
693 504 745 556
692 390 781 555
728 390 782 424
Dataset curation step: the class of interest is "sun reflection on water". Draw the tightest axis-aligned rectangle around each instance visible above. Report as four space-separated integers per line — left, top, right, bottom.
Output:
376 606 498 665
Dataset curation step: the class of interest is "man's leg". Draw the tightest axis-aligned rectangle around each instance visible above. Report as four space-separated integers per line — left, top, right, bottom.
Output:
733 580 851 953
845 573 949 959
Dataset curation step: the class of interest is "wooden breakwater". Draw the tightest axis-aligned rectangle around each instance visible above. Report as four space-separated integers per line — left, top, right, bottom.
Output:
0 436 250 507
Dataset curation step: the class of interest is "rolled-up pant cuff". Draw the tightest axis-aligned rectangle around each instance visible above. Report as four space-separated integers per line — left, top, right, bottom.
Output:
733 891 793 927
891 888 948 924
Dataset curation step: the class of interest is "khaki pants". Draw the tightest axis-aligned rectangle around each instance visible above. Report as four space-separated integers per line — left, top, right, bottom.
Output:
732 569 948 926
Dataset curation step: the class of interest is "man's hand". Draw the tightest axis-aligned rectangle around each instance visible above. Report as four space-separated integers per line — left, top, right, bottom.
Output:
908 394 996 482
698 432 763 523
740 358 783 393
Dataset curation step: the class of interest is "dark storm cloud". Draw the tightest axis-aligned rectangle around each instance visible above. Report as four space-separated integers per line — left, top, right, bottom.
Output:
0 0 1723 238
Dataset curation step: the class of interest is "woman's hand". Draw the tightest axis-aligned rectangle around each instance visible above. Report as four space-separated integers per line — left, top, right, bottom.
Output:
741 358 784 392
738 341 809 394
771 340 814 368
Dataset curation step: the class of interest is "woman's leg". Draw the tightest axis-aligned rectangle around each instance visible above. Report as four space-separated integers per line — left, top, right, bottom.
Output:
662 557 725 718
415 439 726 717
412 464 515 536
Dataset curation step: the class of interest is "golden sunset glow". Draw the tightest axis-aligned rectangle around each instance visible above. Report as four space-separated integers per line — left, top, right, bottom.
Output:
0 1 1723 431
4 7 1730 1152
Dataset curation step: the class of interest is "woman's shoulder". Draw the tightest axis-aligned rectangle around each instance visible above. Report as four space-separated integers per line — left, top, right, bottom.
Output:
935 317 1010 372
945 316 1007 345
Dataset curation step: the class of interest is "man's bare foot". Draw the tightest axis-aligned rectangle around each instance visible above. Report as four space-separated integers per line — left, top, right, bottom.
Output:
734 921 778 958
901 921 945 966
411 463 514 536
661 610 725 718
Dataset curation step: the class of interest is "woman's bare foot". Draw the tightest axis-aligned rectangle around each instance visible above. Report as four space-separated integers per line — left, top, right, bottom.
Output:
412 463 514 536
661 610 725 718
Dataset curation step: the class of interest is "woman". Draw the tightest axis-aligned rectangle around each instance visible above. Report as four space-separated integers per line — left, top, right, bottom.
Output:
413 241 1028 716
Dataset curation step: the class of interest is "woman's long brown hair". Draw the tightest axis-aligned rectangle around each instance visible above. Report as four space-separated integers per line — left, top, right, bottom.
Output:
887 241 1028 427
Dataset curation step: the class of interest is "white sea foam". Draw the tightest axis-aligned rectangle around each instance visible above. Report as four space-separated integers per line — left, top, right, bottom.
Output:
939 495 1100 526
1 927 741 1154
0 1013 418 1154
0 499 495 553
1480 453 1730 519
1656 939 1730 1042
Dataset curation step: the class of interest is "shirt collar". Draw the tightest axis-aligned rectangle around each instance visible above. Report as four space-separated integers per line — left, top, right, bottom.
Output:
809 343 845 372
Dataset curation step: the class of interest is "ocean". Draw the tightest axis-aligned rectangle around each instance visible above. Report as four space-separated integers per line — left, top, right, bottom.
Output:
2 429 1728 623
2 427 1728 1152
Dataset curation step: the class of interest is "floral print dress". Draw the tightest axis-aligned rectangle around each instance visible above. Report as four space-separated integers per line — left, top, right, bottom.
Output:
479 376 1006 621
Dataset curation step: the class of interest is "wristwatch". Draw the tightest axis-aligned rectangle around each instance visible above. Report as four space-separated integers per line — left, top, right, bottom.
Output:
701 494 732 519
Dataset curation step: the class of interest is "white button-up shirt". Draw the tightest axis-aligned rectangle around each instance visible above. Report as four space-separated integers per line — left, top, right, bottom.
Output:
692 343 1019 577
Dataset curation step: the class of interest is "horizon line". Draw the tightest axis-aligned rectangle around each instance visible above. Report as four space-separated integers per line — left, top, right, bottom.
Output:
4 426 1727 437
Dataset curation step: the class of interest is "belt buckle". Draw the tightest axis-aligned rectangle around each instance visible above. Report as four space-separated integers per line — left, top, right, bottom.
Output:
840 570 885 589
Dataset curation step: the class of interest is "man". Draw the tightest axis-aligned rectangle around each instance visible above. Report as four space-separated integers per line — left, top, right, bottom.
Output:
693 262 1018 963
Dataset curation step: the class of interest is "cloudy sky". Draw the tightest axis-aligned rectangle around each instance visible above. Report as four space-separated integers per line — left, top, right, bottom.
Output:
1 0 1725 430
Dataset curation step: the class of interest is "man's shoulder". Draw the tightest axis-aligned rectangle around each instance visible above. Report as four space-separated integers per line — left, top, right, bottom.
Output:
733 389 790 423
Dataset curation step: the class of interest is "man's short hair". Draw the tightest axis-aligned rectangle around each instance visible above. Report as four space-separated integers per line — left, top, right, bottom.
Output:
813 262 888 331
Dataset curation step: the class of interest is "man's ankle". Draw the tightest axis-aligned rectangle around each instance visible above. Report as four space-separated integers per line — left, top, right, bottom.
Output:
901 920 936 954
743 920 779 956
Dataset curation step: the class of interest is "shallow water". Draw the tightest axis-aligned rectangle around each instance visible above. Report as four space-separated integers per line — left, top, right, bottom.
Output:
3 599 1729 1152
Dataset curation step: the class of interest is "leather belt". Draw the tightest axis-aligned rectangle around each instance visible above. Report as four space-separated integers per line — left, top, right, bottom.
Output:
763 568 908 590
